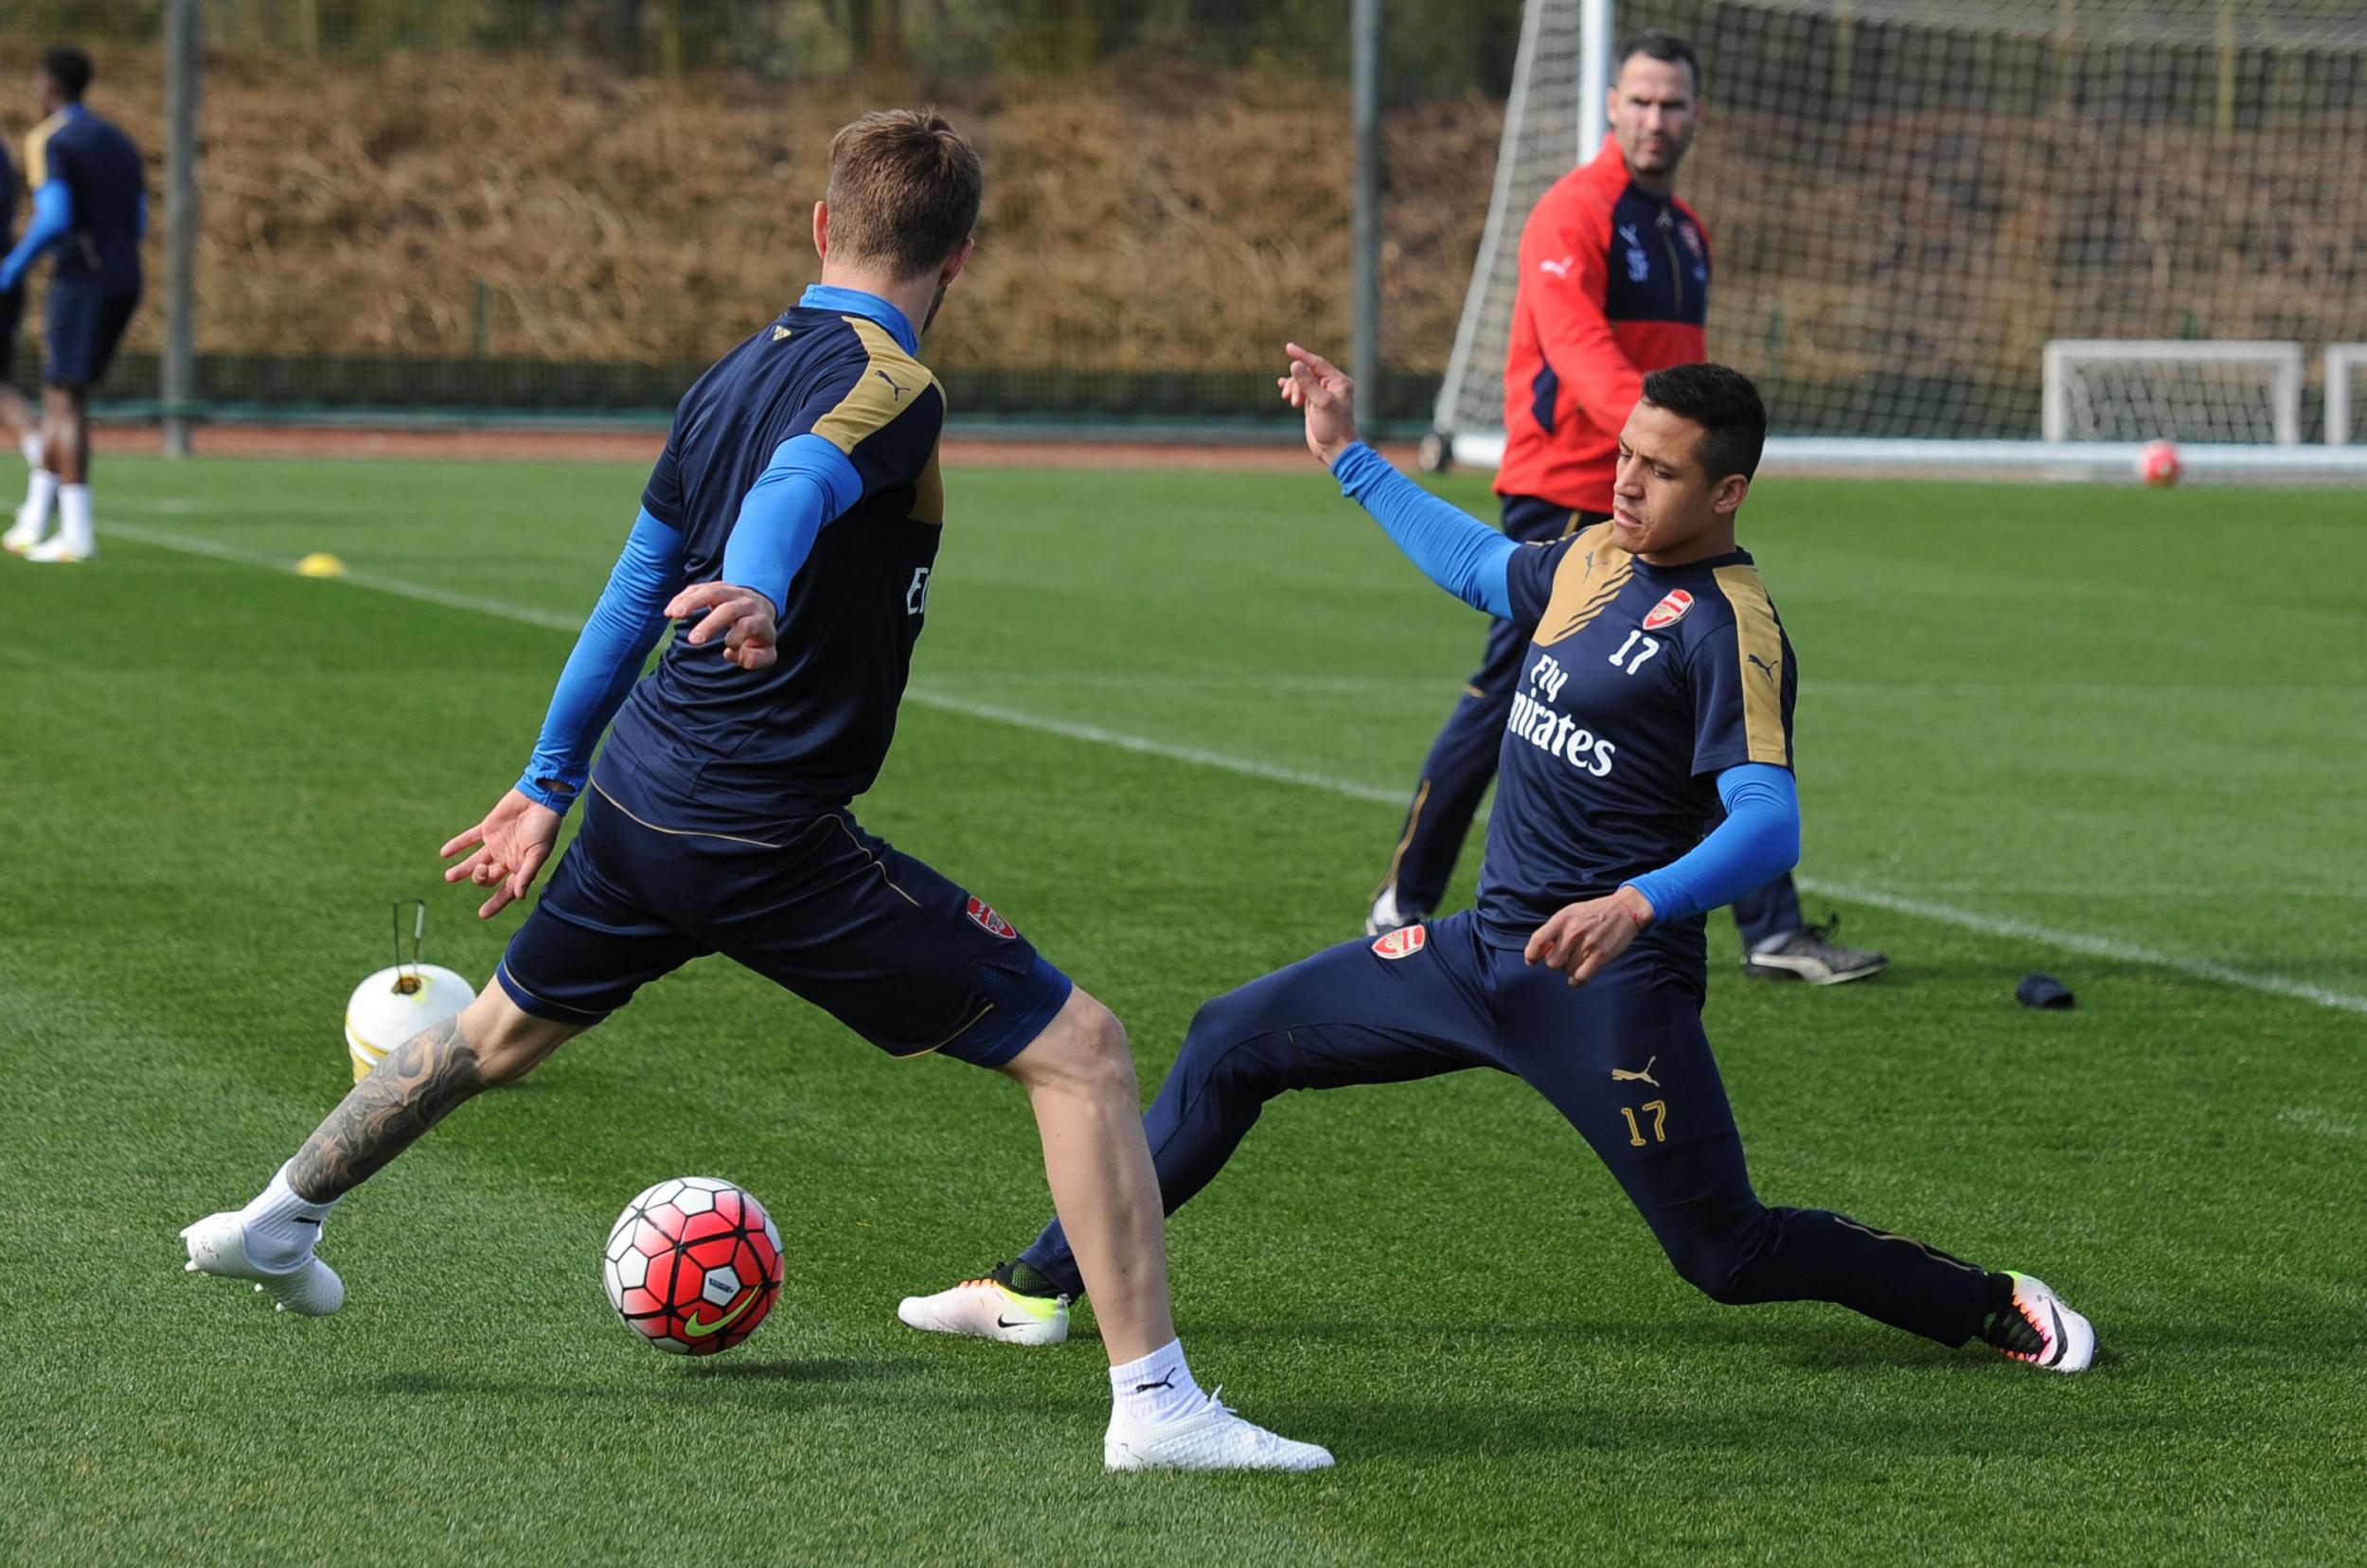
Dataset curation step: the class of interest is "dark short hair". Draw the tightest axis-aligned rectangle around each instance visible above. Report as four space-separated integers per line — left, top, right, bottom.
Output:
42 45 94 101
825 109 982 280
1641 363 1767 481
1617 28 1700 95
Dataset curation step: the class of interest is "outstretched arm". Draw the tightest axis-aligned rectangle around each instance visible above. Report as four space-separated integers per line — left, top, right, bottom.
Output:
1281 342 1515 618
0 180 72 291
438 509 684 918
514 508 685 812
1526 764 1801 985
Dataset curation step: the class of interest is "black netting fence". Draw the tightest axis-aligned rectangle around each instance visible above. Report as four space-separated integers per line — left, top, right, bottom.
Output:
7 0 1520 431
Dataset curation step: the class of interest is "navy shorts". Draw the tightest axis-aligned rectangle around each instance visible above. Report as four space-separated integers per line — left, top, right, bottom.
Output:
44 280 139 388
497 783 1074 1068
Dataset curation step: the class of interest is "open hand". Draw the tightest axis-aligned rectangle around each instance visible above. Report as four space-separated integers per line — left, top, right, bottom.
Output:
439 790 563 918
1276 342 1360 468
1524 886 1655 988
665 581 779 671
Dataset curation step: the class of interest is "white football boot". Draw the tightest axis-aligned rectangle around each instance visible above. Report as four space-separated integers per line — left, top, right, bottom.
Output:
180 1210 346 1316
21 532 93 563
1 508 45 556
897 1274 1069 1345
1363 881 1425 936
1106 1389 1335 1472
1989 1272 2096 1373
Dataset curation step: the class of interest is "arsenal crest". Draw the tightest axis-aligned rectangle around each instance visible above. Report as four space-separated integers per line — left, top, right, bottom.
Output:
1642 589 1695 631
966 897 1018 938
1372 925 1427 960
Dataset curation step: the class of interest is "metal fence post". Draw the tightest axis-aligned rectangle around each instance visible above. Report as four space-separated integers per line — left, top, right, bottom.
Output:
1350 0 1382 422
163 0 200 457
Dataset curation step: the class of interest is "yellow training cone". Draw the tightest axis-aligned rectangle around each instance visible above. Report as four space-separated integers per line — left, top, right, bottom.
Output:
295 552 347 578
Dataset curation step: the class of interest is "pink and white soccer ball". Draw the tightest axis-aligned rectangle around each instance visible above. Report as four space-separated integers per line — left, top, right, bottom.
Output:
2138 438 2182 487
602 1177 783 1355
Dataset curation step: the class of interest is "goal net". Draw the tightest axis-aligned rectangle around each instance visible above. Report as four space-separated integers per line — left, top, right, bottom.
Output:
2044 340 2303 444
1433 0 2367 477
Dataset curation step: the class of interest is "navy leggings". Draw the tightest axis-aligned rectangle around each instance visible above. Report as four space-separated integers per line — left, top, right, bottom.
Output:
1019 913 1989 1345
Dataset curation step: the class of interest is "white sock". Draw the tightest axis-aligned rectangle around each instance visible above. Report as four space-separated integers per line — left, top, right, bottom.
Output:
20 432 41 465
22 468 56 522
59 484 92 553
238 1163 341 1272
1110 1338 1208 1426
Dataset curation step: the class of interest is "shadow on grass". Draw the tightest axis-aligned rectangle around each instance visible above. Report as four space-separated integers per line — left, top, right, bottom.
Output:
374 1356 922 1400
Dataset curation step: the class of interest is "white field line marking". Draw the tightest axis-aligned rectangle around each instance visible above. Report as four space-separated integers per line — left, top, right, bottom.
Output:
106 519 2367 1016
897 691 1405 802
1797 882 2367 1015
2278 1109 2361 1138
106 522 585 632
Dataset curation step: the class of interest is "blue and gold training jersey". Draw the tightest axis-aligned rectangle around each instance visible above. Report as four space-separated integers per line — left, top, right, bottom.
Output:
598 300 946 834
24 106 143 287
1475 522 1797 971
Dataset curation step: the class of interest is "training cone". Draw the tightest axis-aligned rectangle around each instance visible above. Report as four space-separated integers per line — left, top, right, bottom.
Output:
295 552 347 578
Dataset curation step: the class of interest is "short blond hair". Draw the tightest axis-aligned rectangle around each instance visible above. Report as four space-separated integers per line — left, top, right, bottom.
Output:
825 109 982 279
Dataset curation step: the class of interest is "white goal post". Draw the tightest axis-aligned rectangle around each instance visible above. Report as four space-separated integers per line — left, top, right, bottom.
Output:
1429 0 2367 484
2327 346 2367 448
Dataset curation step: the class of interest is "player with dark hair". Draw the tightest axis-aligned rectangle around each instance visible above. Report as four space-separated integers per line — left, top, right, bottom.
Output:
900 347 2097 1377
178 109 1329 1473
1373 28 1888 987
1 45 144 563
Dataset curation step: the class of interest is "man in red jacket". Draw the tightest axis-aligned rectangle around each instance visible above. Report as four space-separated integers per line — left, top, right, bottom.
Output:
1370 29 1886 986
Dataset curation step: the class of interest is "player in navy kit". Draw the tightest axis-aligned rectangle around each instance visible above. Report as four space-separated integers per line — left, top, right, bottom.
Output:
900 348 2097 1376
0 45 145 562
180 111 1329 1472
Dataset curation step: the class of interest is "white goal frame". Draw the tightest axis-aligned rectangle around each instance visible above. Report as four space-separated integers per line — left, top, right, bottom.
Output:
2041 339 2305 446
2326 345 2367 448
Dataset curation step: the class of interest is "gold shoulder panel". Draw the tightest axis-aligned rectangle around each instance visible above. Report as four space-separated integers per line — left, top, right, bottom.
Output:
912 441 945 524
1534 522 1633 645
24 113 64 189
810 317 937 456
1710 563 1789 766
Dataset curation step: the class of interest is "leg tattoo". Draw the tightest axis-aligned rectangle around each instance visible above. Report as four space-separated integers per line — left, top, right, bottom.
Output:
288 1016 486 1203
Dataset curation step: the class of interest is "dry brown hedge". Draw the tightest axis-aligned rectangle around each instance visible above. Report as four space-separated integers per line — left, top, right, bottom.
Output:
23 47 1499 376
18 44 2362 404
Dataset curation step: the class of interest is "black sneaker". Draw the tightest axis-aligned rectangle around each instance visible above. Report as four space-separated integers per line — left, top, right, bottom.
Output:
1741 914 1888 985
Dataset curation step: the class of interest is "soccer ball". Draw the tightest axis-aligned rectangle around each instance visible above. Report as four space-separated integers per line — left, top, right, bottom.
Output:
603 1177 783 1356
2138 438 2182 487
344 964 474 1083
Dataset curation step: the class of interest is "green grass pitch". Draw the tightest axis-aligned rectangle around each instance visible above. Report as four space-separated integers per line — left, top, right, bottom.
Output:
2 454 2363 1562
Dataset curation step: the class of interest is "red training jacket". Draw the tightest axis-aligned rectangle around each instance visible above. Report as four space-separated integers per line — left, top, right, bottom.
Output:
1497 134 1711 511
